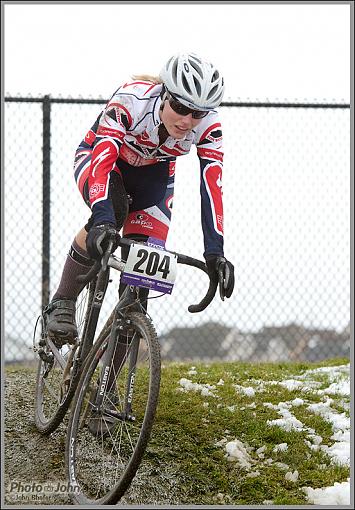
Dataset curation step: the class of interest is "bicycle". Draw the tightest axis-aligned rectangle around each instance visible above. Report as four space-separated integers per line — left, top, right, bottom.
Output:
33 234 219 504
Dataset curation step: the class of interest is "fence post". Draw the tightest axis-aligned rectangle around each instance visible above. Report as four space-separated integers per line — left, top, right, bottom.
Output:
42 95 51 309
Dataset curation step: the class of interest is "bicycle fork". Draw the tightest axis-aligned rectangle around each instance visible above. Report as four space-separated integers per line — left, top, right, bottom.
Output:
94 287 141 422
124 336 139 421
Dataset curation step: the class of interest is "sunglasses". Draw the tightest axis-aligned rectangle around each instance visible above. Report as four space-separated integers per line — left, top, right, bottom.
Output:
167 93 209 119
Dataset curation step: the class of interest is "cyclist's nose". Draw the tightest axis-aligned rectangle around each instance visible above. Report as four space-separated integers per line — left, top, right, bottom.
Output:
180 113 193 128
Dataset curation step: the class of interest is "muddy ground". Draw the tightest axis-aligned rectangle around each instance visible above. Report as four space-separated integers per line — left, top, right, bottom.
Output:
4 364 184 507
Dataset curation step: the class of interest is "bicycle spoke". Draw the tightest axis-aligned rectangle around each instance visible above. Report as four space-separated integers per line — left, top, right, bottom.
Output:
42 375 61 402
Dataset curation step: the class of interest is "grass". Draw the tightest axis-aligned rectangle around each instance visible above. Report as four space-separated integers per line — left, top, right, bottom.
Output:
4 358 350 505
143 357 350 505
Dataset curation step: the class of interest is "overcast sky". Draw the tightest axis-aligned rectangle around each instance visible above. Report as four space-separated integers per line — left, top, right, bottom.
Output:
4 2 351 101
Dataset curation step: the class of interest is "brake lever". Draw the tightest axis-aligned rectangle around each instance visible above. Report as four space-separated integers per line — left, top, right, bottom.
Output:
218 268 225 301
76 239 114 284
101 239 114 271
217 259 231 301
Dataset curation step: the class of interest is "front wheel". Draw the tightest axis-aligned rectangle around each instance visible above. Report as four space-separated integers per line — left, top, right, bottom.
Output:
66 311 161 504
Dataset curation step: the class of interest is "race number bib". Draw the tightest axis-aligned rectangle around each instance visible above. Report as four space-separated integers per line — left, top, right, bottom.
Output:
121 242 178 294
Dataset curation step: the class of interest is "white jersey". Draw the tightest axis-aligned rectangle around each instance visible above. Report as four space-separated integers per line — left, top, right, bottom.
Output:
76 80 225 256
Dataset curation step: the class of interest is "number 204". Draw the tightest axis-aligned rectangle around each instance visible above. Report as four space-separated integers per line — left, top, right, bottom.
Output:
132 249 170 279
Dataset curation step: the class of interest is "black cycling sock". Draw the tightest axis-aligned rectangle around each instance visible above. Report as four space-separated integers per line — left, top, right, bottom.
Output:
53 239 94 301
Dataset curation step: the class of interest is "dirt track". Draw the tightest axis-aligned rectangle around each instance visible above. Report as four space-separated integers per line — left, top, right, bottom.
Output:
4 364 182 506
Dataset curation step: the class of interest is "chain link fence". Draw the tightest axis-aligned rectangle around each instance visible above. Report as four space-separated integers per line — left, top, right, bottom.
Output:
4 96 350 363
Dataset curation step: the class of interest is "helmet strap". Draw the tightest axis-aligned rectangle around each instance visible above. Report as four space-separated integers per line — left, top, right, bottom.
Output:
158 123 169 145
158 84 170 143
160 84 168 111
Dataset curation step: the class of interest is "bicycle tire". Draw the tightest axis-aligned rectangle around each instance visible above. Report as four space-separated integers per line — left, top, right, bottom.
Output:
34 283 95 434
66 311 161 504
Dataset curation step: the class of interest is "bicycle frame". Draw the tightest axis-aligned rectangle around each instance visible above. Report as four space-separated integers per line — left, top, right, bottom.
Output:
52 233 226 506
39 233 217 392
35 235 218 451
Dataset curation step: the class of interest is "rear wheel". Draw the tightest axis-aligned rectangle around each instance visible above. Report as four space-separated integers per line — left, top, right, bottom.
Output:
34 283 94 434
66 311 161 504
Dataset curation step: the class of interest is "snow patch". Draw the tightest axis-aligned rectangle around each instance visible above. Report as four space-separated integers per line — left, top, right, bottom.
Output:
273 443 288 453
285 470 299 482
224 439 253 469
303 478 350 505
179 378 217 397
233 384 256 397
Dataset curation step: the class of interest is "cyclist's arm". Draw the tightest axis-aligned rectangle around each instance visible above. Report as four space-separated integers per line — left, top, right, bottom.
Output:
196 116 224 259
88 97 133 226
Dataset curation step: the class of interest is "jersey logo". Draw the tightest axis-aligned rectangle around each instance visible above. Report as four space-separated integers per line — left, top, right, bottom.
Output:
199 122 222 146
104 102 132 130
136 214 149 221
89 183 105 199
206 129 223 143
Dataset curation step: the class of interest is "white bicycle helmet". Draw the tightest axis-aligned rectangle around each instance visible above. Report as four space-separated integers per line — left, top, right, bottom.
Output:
160 53 225 111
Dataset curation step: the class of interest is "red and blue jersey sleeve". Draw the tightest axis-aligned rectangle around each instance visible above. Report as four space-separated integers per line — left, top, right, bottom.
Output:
88 96 133 225
196 116 224 258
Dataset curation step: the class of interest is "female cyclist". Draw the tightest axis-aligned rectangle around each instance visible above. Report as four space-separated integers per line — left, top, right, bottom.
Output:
45 52 235 342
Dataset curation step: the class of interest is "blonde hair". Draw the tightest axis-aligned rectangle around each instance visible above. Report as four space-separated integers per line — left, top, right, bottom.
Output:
131 74 163 84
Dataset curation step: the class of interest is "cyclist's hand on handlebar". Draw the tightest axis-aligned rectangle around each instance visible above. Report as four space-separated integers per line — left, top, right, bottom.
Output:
206 256 235 300
86 223 120 260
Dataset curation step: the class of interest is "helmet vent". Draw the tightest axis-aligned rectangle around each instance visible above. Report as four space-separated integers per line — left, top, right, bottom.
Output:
189 60 204 79
212 70 220 82
190 54 202 65
182 74 192 94
166 56 174 70
172 59 179 85
193 75 201 96
207 84 218 100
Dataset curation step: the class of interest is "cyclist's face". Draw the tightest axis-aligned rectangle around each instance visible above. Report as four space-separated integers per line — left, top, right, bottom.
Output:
159 100 203 139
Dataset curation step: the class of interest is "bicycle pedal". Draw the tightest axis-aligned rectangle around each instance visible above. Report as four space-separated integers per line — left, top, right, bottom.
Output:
39 337 46 347
38 348 54 364
48 332 77 348
68 336 78 346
